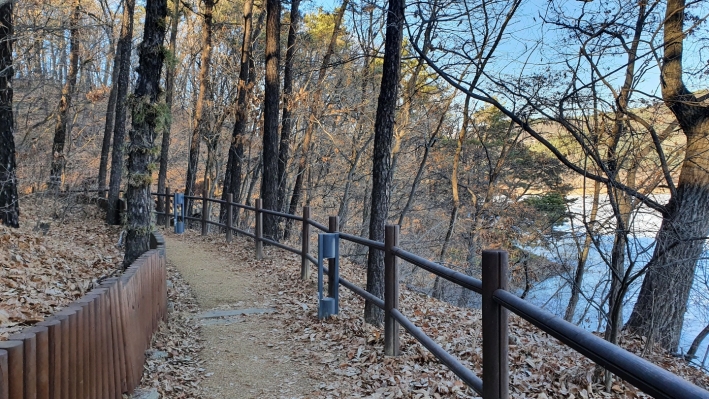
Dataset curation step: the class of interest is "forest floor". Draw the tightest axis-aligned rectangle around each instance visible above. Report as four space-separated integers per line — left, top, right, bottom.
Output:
139 230 709 398
3 197 709 398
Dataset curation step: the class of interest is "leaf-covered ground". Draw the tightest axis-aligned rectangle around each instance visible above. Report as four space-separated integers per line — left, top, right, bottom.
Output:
3 199 708 398
143 230 709 398
0 193 123 338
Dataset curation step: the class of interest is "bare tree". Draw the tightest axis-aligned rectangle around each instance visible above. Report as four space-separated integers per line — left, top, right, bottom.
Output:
184 0 215 217
0 1 18 228
156 0 181 220
106 0 135 224
48 0 80 189
364 0 405 326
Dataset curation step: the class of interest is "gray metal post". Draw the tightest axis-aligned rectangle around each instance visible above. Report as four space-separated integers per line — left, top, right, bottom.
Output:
482 250 509 399
301 207 311 279
201 179 209 236
384 224 400 356
255 199 263 259
328 216 339 299
226 193 233 243
164 186 171 229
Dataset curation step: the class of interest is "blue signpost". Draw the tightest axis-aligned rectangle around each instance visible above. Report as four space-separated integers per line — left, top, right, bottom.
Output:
318 233 340 319
173 193 185 234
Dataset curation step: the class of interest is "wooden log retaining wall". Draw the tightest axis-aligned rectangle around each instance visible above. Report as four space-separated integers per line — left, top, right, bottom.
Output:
0 232 168 399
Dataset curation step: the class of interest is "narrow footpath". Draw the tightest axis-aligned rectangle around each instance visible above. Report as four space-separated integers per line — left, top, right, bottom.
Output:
164 234 318 398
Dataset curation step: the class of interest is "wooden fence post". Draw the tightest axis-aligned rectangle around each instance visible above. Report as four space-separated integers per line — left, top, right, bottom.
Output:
164 186 171 230
328 216 339 299
6 331 36 399
255 198 263 259
226 193 233 243
384 224 400 356
482 250 509 399
301 206 311 280
201 180 209 236
0 341 22 398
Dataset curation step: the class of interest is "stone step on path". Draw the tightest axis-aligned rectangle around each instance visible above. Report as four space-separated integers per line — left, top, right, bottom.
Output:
164 235 316 399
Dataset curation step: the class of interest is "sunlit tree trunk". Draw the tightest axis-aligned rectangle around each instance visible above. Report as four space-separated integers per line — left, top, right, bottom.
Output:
221 3 263 225
185 0 214 218
98 38 120 196
49 0 80 189
277 0 301 216
106 0 135 224
626 0 709 351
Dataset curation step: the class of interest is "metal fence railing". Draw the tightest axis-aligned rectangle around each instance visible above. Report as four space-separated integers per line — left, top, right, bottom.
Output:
150 187 709 399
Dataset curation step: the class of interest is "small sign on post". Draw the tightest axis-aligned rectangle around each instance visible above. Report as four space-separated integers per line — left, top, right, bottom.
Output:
174 193 185 234
318 233 340 319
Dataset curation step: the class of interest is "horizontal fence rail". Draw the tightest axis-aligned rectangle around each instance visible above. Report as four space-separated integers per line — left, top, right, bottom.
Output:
149 189 709 399
0 232 167 399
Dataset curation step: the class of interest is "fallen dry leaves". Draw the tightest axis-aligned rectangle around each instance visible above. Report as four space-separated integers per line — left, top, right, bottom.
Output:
181 230 709 398
5 200 708 398
0 193 123 339
137 260 206 398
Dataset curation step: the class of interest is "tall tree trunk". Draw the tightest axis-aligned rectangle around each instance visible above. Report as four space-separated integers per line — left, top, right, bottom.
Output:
123 0 168 267
156 0 181 220
261 0 282 240
364 0 405 326
221 0 262 225
49 0 80 189
0 2 18 228
106 0 136 224
185 0 215 217
98 38 121 196
285 0 348 237
277 0 301 215
626 0 709 351
435 94 471 299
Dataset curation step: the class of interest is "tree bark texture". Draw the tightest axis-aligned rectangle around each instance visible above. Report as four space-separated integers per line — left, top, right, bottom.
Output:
277 0 300 215
106 0 136 224
0 2 18 228
123 0 168 268
98 39 121 196
156 0 181 220
626 0 709 351
49 0 80 189
261 0 281 240
221 0 256 225
364 0 405 326
184 0 214 217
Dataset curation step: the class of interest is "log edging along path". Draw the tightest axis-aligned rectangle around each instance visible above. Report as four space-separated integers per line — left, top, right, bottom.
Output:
0 231 167 399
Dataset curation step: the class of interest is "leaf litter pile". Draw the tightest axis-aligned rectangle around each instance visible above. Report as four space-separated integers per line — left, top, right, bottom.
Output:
0 193 123 338
3 198 708 398
169 232 709 398
137 260 205 398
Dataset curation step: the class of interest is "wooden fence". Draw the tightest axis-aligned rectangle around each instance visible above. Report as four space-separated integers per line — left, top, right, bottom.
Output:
155 186 709 399
0 232 167 399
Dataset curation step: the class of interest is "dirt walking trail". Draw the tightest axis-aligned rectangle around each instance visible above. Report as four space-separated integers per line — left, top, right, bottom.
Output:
164 234 317 398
